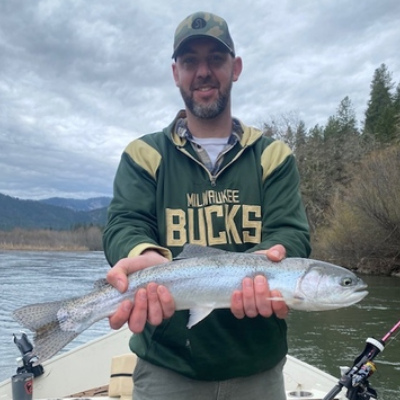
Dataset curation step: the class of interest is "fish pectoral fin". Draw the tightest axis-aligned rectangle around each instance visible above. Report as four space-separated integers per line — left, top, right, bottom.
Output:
266 296 287 301
187 306 215 328
283 296 305 307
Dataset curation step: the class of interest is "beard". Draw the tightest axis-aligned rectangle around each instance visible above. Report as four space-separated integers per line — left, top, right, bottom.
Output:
180 80 232 120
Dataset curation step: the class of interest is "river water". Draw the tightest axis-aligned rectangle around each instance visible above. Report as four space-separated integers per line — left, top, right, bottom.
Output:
0 251 399 399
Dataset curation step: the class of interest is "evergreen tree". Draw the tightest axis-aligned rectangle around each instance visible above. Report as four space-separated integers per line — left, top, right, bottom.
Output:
394 84 400 114
294 120 307 153
300 98 362 231
323 115 341 140
393 84 400 140
295 124 326 231
364 64 396 143
336 96 358 135
322 97 360 187
324 96 359 140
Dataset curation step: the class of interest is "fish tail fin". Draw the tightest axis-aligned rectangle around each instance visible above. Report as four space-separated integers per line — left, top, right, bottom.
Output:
13 300 79 362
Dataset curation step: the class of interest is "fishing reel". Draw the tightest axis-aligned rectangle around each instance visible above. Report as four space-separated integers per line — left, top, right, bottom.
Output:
13 332 44 378
325 337 382 400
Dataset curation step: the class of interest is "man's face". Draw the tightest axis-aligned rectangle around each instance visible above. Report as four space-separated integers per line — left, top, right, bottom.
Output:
172 38 242 120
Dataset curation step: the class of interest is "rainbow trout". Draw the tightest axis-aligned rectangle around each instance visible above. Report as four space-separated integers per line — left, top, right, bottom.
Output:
13 245 368 362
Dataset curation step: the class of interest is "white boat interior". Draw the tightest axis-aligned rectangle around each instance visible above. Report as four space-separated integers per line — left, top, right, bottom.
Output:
0 326 344 400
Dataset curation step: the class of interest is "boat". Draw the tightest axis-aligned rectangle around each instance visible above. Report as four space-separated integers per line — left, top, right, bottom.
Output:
0 325 344 400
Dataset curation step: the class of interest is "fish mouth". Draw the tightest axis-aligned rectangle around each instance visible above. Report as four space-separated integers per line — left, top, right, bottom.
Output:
355 289 369 299
355 283 369 296
317 288 368 311
348 286 369 303
318 284 369 310
347 280 368 301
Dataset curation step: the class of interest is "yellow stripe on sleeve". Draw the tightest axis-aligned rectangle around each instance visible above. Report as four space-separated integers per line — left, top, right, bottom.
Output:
124 140 162 180
128 243 173 260
261 141 292 181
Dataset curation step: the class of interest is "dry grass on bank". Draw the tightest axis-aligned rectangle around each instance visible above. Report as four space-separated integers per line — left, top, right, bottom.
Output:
0 226 103 251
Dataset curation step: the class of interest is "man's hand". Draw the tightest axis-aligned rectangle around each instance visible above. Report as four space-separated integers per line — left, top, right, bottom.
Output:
106 250 175 334
230 244 289 320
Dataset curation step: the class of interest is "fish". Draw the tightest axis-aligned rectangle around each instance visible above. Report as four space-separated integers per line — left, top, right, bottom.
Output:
13 245 368 362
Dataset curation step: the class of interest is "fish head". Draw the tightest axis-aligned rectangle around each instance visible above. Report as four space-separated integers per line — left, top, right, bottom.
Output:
293 260 368 311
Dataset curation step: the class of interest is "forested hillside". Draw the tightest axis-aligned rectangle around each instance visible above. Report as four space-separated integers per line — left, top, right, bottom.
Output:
39 196 111 212
263 64 400 275
0 194 109 230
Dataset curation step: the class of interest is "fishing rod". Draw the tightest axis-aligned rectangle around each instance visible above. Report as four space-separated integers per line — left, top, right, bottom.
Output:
13 332 44 377
323 319 400 400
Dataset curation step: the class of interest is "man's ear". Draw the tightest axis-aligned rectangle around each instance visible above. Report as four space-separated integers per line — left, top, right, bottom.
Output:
232 56 243 82
172 62 180 87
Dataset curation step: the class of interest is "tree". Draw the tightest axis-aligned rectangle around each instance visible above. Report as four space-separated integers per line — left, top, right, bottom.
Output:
295 124 326 232
393 84 400 141
336 96 358 135
323 97 361 185
296 98 362 232
315 146 400 274
262 112 304 151
364 64 397 143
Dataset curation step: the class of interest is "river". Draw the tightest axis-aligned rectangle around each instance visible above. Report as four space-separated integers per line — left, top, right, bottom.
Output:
0 251 399 399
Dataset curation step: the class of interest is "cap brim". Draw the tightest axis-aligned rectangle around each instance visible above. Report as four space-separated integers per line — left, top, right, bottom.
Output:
172 35 235 59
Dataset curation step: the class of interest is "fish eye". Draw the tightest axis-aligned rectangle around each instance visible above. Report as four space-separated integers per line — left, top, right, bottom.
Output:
341 277 354 287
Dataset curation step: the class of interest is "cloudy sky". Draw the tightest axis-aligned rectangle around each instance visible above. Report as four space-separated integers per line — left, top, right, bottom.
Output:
1 0 399 200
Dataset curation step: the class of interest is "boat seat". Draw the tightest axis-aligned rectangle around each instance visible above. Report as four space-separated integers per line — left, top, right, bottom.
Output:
108 354 137 399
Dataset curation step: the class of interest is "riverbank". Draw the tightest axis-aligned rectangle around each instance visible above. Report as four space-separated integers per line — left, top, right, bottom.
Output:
347 255 400 277
357 265 400 278
0 226 103 251
0 244 89 251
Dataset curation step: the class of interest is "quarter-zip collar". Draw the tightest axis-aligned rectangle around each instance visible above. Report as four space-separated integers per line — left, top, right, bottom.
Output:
168 110 263 148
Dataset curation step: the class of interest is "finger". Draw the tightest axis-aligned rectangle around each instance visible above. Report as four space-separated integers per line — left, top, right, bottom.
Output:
271 290 289 319
254 275 273 318
106 266 129 293
230 290 245 319
242 277 257 318
266 245 286 262
109 299 134 330
106 257 143 292
128 288 148 333
157 285 176 319
146 283 163 326
107 255 166 292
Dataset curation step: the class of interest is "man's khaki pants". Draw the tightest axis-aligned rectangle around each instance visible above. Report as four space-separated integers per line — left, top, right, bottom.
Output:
132 357 287 400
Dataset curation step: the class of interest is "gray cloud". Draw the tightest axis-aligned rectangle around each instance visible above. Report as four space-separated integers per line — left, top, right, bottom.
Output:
1 0 399 199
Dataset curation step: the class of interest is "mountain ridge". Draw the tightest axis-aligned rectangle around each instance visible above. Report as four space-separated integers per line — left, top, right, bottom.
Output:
0 193 111 230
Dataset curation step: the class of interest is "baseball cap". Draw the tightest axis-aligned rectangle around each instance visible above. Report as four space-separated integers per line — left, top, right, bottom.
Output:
172 12 235 59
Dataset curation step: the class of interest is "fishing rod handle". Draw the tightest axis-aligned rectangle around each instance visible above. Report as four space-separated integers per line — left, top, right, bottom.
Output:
322 383 343 400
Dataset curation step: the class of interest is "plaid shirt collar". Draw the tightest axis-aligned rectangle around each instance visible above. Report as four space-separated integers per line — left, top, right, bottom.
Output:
175 117 243 144
175 117 243 174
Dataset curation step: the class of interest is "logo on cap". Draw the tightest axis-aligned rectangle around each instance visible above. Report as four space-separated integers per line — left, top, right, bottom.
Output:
192 17 207 30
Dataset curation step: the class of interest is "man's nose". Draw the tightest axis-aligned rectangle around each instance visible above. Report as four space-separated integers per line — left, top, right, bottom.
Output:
196 59 211 77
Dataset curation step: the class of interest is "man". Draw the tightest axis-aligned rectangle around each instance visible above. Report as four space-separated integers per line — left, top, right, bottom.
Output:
103 11 310 400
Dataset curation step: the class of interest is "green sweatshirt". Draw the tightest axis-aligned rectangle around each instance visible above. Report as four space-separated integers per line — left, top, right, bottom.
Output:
103 111 310 381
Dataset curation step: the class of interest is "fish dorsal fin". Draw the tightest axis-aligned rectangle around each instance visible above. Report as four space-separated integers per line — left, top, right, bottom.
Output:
187 305 215 328
175 244 228 260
